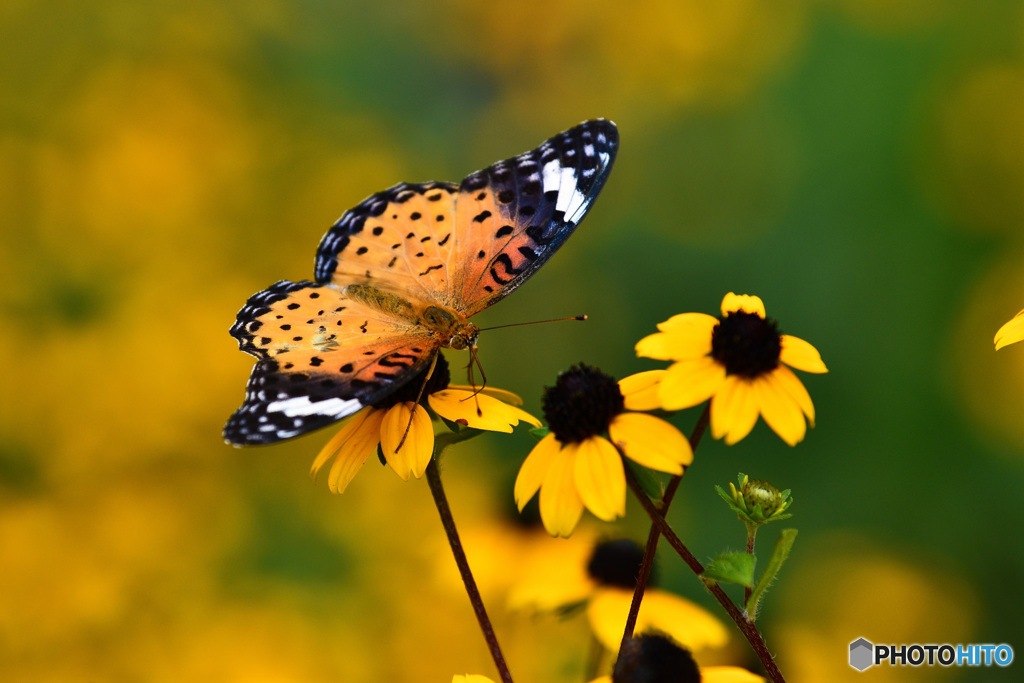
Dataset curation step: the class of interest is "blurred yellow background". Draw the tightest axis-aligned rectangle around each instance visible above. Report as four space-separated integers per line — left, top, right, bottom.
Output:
2 1 1022 681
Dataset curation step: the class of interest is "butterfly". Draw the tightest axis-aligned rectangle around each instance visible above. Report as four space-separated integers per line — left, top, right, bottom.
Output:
225 119 618 445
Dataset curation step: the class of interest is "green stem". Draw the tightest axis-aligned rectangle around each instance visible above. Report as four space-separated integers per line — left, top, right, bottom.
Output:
744 526 757 605
426 458 514 683
624 467 785 683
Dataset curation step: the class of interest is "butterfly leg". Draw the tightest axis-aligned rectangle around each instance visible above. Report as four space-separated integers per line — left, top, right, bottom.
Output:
393 352 440 454
461 345 487 418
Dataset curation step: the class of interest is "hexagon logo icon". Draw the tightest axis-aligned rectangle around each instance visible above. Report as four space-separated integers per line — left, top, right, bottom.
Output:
849 638 874 671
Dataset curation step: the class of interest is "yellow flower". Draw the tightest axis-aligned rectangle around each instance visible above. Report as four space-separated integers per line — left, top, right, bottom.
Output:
472 672 764 683
514 365 693 537
509 539 728 654
589 666 764 683
636 293 827 446
311 356 540 493
995 308 1024 350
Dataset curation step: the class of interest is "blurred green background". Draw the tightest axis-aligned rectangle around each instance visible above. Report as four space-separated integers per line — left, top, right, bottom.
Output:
2 1 1023 681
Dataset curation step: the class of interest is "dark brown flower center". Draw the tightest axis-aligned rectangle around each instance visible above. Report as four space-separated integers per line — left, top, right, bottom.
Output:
542 364 624 444
613 635 701 683
587 539 650 589
711 310 782 378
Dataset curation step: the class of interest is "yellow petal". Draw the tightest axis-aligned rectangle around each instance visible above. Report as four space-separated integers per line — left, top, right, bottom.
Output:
539 447 584 537
658 357 726 410
755 374 806 446
710 375 759 445
380 403 434 480
451 676 496 683
779 335 828 373
635 326 712 361
310 406 374 479
514 433 561 511
448 384 524 406
609 413 691 474
587 677 612 683
701 667 767 683
617 370 665 412
721 292 766 318
636 589 730 651
326 409 386 494
571 437 626 522
656 311 719 335
772 364 815 426
587 587 729 652
995 308 1024 350
429 389 541 432
586 587 635 651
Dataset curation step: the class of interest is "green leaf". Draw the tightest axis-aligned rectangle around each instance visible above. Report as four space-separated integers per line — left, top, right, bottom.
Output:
745 528 798 619
529 426 551 440
702 552 756 587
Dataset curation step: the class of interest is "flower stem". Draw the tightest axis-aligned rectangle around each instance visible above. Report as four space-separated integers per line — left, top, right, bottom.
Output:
744 527 757 605
619 405 709 652
426 459 514 683
625 466 785 683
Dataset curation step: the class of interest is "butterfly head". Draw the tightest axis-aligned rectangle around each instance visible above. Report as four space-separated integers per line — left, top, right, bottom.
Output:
447 322 479 351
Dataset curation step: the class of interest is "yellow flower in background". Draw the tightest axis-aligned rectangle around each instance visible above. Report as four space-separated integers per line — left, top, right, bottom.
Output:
589 668 764 683
636 293 827 446
509 539 728 654
312 355 539 493
995 308 1024 350
514 365 693 537
596 634 763 683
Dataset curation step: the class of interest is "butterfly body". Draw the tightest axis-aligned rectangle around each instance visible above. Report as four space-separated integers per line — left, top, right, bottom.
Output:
226 119 618 445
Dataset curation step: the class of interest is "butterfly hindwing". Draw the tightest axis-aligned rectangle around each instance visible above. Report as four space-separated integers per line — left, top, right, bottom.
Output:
225 280 438 444
451 119 618 315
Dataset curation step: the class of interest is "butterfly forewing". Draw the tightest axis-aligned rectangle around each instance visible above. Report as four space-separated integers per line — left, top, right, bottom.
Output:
452 119 618 315
314 182 460 306
225 280 438 444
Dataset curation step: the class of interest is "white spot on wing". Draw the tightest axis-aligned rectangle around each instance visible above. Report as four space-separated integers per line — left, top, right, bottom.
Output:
267 396 362 418
542 159 561 194
554 166 578 212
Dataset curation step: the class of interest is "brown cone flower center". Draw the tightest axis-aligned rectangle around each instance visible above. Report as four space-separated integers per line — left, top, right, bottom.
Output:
542 364 624 444
711 310 782 378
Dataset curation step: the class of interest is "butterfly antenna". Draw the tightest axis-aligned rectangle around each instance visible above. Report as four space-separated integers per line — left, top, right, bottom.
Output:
477 314 587 332
394 353 439 454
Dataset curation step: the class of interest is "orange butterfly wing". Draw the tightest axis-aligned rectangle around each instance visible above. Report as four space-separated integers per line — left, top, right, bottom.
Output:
224 280 438 443
450 119 619 315
226 120 618 445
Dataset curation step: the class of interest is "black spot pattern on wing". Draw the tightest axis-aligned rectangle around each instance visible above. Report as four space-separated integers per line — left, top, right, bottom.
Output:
224 343 436 446
458 119 618 310
223 359 360 445
314 182 459 284
230 279 316 360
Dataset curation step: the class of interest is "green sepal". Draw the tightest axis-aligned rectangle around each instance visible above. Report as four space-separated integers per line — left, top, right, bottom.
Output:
746 528 798 619
625 460 671 500
701 552 756 588
529 426 551 441
434 425 484 454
